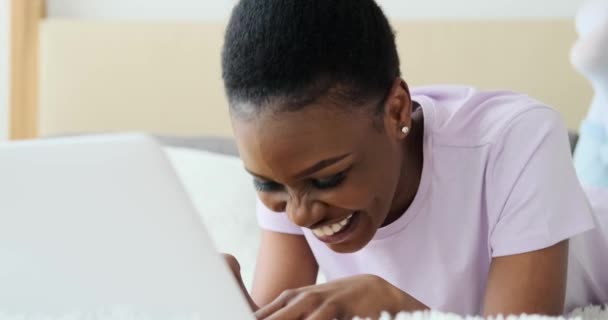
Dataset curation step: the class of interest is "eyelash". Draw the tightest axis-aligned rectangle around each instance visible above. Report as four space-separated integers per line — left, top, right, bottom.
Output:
311 171 347 190
253 180 284 192
253 170 349 193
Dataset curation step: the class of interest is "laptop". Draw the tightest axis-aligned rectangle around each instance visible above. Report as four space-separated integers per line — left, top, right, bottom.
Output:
0 133 255 319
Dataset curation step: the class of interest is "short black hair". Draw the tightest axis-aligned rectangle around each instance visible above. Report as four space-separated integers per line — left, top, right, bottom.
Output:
222 0 400 115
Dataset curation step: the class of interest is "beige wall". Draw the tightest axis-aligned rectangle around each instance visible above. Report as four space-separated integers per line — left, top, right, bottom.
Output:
38 19 591 137
395 20 592 129
39 21 232 136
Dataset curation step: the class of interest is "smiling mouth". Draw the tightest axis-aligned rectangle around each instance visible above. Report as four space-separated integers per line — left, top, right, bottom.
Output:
312 213 353 237
311 211 361 243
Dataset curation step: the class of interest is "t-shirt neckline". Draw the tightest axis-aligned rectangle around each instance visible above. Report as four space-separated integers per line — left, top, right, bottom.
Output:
372 96 435 240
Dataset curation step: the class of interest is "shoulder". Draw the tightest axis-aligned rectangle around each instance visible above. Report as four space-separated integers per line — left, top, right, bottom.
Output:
410 85 562 148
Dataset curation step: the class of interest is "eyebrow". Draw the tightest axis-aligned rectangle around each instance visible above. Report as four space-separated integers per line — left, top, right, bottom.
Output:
294 153 351 179
245 169 273 182
245 153 351 181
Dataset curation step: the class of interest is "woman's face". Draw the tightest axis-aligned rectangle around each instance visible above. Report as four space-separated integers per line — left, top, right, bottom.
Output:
231 82 413 253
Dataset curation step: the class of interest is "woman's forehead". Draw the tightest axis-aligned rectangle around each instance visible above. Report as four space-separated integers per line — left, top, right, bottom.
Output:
231 106 372 178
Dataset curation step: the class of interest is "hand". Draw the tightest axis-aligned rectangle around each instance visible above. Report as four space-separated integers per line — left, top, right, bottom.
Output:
221 253 259 312
255 274 427 320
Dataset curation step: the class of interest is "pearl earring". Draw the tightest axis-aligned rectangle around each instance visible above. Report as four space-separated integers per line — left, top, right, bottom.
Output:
401 126 410 135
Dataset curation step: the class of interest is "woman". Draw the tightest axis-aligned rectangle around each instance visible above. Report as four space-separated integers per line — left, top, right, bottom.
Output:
220 0 598 319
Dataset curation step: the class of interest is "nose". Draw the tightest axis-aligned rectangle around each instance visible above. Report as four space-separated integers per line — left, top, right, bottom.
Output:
286 196 327 228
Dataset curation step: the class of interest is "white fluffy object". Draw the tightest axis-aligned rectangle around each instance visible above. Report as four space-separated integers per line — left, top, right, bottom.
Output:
352 305 608 320
0 306 606 320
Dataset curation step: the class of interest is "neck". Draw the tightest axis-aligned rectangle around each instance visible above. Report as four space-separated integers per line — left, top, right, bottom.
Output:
586 80 608 124
382 107 425 227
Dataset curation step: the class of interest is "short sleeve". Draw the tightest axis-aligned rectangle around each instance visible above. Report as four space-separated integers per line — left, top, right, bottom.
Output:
488 108 596 257
256 198 304 235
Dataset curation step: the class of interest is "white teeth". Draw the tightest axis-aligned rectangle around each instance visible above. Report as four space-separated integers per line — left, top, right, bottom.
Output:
312 213 354 237
313 229 324 237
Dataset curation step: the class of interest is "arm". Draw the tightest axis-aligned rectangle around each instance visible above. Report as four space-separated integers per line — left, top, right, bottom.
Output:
252 230 319 308
483 240 569 316
484 108 594 316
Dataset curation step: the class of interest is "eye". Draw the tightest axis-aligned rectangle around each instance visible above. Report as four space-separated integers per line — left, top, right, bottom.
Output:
312 171 347 190
253 179 284 192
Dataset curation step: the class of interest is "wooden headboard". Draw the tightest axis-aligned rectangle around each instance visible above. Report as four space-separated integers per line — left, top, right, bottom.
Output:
10 9 593 138
9 0 46 139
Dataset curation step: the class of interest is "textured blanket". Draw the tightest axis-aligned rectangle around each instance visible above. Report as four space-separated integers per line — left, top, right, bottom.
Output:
0 305 606 320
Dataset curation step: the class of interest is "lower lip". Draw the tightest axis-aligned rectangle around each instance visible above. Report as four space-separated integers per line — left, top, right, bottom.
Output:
314 211 361 244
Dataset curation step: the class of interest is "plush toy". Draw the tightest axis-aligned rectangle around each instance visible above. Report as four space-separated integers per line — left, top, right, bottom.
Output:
571 0 608 188
567 2 608 311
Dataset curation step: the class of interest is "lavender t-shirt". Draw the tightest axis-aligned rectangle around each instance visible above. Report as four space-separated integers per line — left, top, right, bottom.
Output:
256 85 596 314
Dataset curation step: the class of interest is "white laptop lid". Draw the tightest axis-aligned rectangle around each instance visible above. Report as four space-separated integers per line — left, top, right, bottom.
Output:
0 134 254 319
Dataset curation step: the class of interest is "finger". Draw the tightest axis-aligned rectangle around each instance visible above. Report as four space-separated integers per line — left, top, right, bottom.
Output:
235 272 259 312
221 254 258 311
221 253 241 275
305 302 342 320
255 289 297 319
261 291 325 320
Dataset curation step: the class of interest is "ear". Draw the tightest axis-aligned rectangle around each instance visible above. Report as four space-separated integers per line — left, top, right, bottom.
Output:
383 78 413 139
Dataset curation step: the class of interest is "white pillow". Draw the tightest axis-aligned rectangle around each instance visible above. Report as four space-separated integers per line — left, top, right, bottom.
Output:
163 147 259 290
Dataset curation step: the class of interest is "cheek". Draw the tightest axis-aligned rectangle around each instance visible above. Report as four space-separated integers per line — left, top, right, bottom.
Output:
325 160 399 217
258 191 288 213
322 178 387 211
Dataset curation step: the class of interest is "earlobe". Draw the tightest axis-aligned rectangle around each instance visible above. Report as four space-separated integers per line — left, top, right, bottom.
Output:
390 79 413 137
